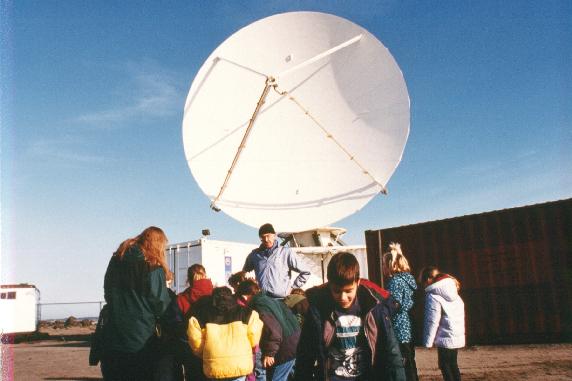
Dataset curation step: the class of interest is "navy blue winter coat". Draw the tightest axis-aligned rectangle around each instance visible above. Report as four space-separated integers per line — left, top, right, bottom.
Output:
295 283 405 381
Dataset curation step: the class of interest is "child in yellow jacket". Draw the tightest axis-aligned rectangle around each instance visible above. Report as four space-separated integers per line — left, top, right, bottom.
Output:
188 286 263 381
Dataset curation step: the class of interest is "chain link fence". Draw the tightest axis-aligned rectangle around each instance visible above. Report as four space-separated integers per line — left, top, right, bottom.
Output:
38 301 105 321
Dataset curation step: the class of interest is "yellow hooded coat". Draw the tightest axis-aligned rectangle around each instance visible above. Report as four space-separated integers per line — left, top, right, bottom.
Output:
188 310 263 379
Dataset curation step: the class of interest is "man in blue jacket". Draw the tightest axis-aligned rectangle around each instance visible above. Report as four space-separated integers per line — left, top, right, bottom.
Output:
243 223 311 299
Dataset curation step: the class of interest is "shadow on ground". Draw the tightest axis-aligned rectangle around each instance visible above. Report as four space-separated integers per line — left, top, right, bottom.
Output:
9 332 92 344
36 340 92 348
44 378 102 380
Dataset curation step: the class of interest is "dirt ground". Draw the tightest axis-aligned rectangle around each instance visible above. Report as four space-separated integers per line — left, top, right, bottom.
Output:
2 327 571 381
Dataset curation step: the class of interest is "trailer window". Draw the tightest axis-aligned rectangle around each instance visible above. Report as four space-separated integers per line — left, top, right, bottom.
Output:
7 292 16 299
0 293 4 299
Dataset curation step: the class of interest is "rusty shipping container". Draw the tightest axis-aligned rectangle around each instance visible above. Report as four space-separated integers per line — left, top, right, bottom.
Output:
365 198 572 345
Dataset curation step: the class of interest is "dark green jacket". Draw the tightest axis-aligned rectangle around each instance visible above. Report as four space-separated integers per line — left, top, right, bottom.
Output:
103 247 171 353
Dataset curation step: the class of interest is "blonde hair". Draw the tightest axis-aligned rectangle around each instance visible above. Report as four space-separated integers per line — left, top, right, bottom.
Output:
115 226 169 275
382 242 411 276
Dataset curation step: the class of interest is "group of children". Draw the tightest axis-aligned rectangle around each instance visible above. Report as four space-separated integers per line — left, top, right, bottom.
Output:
167 247 465 381
158 265 303 381
382 243 466 381
96 226 464 381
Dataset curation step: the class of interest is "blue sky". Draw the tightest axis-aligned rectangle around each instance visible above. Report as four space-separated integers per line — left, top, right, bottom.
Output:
1 1 570 314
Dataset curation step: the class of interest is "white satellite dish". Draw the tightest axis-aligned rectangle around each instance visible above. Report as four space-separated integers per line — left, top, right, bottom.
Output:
183 11 409 232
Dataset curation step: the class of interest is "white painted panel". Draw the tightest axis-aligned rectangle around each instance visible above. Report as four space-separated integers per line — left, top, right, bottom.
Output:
167 239 257 292
0 287 38 334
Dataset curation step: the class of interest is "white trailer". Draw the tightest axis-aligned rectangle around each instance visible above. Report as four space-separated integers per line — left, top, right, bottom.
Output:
166 228 367 294
0 284 40 334
166 238 257 294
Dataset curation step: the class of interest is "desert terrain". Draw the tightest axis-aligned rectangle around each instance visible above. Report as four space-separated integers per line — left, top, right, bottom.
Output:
1 326 571 381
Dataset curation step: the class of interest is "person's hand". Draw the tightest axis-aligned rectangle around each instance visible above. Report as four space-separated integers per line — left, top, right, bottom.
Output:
262 356 275 368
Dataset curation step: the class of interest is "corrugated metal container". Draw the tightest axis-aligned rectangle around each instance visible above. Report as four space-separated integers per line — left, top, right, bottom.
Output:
365 199 572 345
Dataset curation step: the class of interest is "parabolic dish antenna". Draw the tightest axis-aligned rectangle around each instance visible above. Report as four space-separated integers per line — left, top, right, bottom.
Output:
183 11 409 232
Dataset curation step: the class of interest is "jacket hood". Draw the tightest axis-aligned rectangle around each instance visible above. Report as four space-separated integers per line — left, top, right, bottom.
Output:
178 278 214 316
425 277 459 302
191 278 214 295
284 294 306 308
213 291 238 313
107 246 150 295
359 278 391 299
251 292 299 337
393 272 417 290
122 246 145 262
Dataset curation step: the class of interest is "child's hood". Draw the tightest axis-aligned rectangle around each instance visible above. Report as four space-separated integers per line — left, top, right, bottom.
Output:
122 246 145 262
284 294 306 308
394 272 417 290
425 276 459 302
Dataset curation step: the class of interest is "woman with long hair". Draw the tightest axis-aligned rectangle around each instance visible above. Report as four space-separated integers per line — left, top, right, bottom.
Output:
101 226 172 381
383 242 419 381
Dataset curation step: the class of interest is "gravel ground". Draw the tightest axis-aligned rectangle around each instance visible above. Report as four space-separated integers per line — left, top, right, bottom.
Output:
2 327 571 381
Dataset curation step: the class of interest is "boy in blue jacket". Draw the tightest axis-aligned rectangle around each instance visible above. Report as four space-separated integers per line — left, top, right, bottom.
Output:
295 252 405 381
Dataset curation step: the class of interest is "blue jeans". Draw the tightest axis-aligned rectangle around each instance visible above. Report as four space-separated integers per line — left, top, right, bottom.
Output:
254 348 266 381
267 359 295 381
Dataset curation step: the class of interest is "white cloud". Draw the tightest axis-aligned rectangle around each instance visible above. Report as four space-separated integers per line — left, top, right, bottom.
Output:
75 63 184 126
27 137 106 164
26 62 185 164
